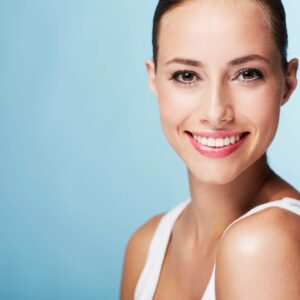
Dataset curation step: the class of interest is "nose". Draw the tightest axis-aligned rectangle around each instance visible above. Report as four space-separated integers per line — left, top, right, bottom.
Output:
198 82 234 127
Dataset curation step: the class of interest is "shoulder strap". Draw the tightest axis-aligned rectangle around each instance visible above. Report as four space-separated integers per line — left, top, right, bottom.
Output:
220 197 300 240
134 199 190 300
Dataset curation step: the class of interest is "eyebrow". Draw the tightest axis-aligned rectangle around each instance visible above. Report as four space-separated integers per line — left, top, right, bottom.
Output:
165 54 270 67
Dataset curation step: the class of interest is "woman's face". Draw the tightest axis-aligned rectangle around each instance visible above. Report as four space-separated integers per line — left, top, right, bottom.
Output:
146 0 298 184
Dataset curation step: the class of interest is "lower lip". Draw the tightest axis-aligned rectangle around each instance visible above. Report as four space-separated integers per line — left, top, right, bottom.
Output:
186 132 249 158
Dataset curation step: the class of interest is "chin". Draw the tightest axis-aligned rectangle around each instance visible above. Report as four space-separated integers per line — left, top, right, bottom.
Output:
189 167 241 185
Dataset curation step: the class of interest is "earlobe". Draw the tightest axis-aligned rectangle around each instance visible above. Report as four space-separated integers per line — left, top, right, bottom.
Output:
145 59 158 97
281 58 298 106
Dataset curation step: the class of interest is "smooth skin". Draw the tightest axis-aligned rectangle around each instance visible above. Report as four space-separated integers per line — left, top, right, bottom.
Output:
121 0 300 299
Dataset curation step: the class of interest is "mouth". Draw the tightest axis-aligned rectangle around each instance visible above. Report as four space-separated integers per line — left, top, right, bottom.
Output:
186 131 250 147
185 131 250 158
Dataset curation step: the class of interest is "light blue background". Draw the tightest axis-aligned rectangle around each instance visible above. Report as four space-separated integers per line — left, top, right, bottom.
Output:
0 1 299 299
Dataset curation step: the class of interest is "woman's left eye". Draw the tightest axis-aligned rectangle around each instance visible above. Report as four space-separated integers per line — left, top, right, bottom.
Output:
236 68 264 83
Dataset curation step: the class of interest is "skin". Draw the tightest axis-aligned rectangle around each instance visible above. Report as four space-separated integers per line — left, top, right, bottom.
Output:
121 0 300 299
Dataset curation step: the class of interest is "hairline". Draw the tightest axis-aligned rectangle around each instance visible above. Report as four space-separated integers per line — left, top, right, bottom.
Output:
154 0 284 73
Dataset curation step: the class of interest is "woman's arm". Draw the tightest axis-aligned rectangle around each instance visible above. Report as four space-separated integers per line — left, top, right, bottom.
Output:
215 207 300 300
120 213 164 300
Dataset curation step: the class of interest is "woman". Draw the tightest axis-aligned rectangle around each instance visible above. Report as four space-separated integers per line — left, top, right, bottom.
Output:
121 0 300 299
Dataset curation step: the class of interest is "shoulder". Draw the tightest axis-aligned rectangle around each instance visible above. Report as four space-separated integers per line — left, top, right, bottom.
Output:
120 212 165 300
215 205 300 299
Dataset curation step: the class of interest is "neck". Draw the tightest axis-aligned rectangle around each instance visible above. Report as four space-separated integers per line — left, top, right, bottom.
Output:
181 153 275 250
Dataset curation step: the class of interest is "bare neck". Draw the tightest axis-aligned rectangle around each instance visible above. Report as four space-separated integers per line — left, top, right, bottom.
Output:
181 154 276 250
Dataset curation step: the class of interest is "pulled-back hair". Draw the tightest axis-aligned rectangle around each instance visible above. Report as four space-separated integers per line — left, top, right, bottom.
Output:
152 0 288 71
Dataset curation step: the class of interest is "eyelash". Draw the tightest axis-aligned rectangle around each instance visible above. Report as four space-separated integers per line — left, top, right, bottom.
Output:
170 68 265 86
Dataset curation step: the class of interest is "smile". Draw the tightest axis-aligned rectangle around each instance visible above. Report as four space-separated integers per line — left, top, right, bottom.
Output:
186 131 249 158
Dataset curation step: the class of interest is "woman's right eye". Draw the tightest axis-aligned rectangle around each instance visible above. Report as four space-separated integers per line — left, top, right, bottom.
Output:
170 70 200 86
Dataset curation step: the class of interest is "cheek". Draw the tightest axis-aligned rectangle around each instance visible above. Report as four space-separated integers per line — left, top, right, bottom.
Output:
157 85 198 135
239 85 281 141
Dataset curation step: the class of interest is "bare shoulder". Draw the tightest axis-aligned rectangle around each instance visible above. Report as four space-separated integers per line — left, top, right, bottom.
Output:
120 212 165 300
215 203 300 299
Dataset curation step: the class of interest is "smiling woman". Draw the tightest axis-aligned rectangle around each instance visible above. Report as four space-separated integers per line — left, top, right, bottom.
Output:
120 1 300 299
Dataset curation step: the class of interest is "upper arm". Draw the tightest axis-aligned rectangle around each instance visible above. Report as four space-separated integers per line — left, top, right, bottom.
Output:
215 207 300 300
120 213 164 300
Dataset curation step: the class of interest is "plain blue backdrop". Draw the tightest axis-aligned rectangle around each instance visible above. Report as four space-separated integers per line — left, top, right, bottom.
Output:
0 1 299 299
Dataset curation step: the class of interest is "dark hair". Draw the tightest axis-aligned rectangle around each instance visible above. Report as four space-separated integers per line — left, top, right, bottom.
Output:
152 0 288 71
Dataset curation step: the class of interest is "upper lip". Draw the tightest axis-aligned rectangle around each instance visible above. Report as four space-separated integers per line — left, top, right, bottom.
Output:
187 130 248 138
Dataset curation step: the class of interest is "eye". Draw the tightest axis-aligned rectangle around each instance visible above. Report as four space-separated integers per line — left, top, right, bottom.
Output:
236 68 265 84
170 70 200 86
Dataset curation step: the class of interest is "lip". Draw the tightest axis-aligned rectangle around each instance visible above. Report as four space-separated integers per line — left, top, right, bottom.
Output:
186 131 249 158
189 130 245 139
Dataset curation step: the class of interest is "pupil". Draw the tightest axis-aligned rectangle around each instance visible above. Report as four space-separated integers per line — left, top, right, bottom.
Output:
183 72 193 81
244 70 252 78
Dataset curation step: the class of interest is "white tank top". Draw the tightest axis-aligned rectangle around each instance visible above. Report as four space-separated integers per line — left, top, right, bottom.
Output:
134 197 300 300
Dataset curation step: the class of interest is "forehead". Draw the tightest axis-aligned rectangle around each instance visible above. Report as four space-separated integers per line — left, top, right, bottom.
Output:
158 0 277 66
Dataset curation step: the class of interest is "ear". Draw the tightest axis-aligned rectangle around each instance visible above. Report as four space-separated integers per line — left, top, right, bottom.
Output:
145 59 158 97
281 58 298 106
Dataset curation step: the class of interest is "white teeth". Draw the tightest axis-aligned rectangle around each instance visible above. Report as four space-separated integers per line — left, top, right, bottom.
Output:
215 138 224 147
207 138 216 147
192 133 243 147
224 136 230 146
